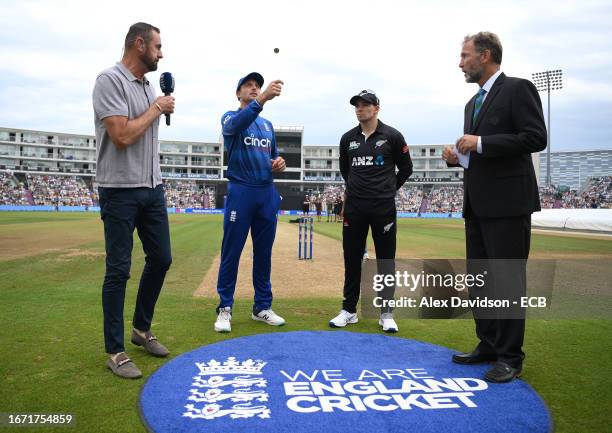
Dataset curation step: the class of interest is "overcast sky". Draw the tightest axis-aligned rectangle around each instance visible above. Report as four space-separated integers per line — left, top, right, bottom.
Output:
1 0 611 151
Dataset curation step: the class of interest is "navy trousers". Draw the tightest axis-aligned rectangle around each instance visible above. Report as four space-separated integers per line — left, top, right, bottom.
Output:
216 182 281 312
99 185 172 354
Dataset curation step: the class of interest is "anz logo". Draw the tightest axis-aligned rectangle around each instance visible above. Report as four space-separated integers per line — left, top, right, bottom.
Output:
352 155 385 167
352 156 373 166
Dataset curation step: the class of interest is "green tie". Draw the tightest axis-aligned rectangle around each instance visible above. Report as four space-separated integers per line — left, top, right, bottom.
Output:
472 88 487 124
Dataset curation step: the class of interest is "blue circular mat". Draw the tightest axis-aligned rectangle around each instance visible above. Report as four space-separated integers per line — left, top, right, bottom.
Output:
140 331 552 433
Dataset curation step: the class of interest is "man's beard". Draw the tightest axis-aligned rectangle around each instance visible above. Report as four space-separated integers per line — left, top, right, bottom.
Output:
142 54 158 72
464 69 482 83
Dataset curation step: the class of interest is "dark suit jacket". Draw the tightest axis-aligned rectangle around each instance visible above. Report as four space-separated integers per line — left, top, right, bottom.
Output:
457 73 547 218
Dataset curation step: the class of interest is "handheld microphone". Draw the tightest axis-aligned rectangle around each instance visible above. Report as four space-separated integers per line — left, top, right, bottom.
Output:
159 72 175 126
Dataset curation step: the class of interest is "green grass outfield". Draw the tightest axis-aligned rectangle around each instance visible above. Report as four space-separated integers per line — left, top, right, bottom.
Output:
0 212 611 432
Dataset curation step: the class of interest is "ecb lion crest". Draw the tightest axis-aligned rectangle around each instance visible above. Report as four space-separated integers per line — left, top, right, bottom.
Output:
183 357 271 420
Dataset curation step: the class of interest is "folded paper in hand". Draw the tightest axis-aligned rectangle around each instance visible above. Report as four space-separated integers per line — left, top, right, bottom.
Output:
452 146 470 169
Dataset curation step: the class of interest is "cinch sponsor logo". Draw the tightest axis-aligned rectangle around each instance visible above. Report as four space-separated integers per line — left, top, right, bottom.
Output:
244 134 271 148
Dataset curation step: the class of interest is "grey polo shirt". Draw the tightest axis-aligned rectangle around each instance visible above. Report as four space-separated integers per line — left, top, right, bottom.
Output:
92 62 162 188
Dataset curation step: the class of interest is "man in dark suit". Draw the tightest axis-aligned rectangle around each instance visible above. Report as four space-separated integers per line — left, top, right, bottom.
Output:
442 32 547 383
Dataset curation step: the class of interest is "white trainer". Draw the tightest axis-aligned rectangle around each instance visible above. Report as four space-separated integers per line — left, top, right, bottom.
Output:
379 312 398 333
252 309 285 326
329 310 358 328
214 307 232 333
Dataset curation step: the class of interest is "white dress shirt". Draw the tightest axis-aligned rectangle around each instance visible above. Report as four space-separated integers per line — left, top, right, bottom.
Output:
476 69 503 153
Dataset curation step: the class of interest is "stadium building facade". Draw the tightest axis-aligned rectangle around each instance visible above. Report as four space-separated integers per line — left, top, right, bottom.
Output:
0 126 572 210
539 150 612 190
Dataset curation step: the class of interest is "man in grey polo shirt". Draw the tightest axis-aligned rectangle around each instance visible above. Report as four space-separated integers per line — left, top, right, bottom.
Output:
92 22 175 379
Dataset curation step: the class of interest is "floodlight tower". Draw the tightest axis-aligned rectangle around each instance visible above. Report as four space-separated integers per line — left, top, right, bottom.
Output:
532 69 563 185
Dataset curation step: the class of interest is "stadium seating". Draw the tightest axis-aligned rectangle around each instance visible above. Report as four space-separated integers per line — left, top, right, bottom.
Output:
582 176 611 208
3 173 610 210
423 186 463 213
539 176 611 209
163 180 216 209
320 185 344 213
0 171 30 205
395 186 422 212
26 174 94 206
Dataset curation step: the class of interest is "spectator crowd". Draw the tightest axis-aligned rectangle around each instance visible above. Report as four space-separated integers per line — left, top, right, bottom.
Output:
1 172 610 210
163 181 216 209
27 174 94 207
0 171 29 205
396 186 423 212
395 185 463 213
539 176 611 209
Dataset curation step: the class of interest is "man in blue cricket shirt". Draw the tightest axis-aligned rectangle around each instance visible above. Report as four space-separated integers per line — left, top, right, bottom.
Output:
214 72 286 333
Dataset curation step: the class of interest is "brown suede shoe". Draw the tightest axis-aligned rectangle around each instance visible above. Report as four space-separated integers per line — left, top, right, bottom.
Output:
130 329 169 357
106 352 142 379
